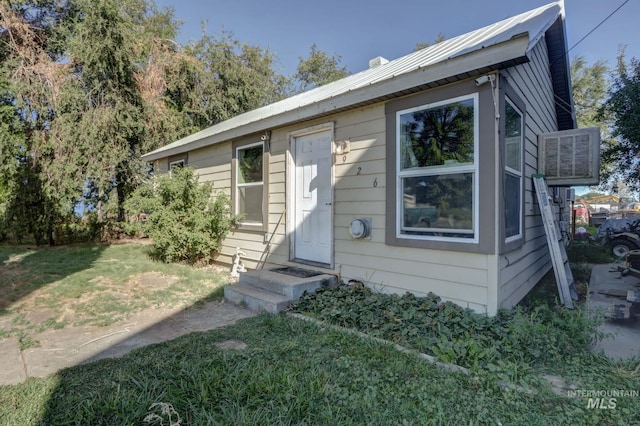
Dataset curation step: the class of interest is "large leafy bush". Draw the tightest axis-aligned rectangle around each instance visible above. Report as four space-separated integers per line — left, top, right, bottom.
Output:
289 284 603 369
125 167 237 264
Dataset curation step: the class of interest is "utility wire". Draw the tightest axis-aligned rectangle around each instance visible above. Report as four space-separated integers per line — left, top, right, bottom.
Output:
552 0 629 67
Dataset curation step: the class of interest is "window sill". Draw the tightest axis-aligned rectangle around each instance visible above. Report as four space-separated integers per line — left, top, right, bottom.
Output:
386 233 491 254
236 222 267 233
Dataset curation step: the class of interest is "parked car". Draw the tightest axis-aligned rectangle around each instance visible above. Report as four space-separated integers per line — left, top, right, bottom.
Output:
573 202 590 224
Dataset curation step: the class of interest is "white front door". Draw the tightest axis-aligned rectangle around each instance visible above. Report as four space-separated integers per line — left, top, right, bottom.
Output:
293 131 332 265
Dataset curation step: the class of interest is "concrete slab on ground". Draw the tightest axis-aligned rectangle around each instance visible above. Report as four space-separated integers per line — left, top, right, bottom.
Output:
0 300 255 386
0 336 26 385
589 263 640 360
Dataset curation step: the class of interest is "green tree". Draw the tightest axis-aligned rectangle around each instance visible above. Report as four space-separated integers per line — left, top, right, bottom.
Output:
415 33 446 51
0 0 76 243
293 43 349 92
187 29 288 123
569 55 618 190
0 0 203 236
571 55 610 128
0 0 294 244
600 51 640 191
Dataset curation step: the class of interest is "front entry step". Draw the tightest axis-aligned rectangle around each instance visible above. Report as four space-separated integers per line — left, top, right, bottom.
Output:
224 267 337 314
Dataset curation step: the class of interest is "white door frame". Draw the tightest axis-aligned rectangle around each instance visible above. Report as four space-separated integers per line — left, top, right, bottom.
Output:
286 122 335 268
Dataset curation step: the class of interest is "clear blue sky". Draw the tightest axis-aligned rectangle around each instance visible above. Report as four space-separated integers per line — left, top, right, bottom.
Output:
154 0 639 77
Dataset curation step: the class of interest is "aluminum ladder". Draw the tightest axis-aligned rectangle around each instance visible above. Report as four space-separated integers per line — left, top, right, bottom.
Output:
532 174 578 308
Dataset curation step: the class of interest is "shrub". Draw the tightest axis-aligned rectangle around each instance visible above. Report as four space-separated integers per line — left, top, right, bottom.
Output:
566 241 613 264
125 167 237 264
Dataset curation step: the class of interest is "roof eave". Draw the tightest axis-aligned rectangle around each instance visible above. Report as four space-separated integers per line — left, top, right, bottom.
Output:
142 34 531 162
545 13 577 130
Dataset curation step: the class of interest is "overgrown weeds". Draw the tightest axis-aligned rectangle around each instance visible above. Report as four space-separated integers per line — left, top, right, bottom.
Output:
565 240 614 287
566 241 614 264
289 284 603 371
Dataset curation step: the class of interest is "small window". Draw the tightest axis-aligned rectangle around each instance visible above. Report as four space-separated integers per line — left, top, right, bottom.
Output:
168 153 188 173
396 95 478 241
169 159 185 170
504 98 523 241
236 142 264 224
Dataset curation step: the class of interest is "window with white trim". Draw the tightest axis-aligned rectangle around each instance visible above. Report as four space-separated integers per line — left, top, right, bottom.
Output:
504 98 523 241
168 153 187 173
169 159 185 170
397 94 478 241
235 142 264 224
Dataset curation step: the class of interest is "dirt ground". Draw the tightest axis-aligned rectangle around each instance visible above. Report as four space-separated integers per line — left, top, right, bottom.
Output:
0 254 233 341
0 251 256 386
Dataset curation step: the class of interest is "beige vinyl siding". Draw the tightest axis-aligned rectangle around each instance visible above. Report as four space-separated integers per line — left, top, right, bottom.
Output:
330 104 490 311
498 39 558 308
252 102 490 312
153 89 492 311
186 142 235 264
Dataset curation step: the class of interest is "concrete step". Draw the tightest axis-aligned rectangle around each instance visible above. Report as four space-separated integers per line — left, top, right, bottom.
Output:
224 283 292 314
239 269 337 299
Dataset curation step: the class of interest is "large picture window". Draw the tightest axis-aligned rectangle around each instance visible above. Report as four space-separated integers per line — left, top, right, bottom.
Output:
504 98 523 241
236 142 264 224
397 95 478 241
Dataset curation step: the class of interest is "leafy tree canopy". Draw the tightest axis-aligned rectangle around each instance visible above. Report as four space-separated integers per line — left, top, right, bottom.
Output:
415 33 446 51
600 50 640 191
0 0 311 243
293 43 349 92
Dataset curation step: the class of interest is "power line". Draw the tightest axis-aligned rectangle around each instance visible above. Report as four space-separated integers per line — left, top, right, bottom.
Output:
553 0 629 68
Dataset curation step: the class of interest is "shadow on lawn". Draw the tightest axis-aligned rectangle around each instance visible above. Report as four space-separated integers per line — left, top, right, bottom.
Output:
32 296 255 424
0 244 108 314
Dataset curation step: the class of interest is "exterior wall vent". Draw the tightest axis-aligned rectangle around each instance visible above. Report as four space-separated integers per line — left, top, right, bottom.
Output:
537 127 601 186
368 56 389 69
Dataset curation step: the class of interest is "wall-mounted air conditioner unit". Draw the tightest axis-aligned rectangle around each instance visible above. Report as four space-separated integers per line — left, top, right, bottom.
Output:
538 127 601 186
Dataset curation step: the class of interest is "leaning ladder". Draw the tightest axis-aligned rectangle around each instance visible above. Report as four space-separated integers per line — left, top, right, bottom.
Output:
532 174 578 308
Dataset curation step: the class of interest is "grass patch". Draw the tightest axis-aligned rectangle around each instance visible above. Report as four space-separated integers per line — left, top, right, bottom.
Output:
0 314 637 425
566 241 614 264
564 240 615 288
16 330 39 350
0 243 228 339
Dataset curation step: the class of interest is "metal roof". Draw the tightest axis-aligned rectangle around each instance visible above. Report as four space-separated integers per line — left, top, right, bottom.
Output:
143 1 572 161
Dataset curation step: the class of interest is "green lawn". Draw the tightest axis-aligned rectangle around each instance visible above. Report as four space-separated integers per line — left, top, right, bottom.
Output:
0 313 637 425
0 243 227 347
0 242 638 424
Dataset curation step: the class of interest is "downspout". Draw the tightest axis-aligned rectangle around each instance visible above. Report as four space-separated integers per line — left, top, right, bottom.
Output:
488 73 501 316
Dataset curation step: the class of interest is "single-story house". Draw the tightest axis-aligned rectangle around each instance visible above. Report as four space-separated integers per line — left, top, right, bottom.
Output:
142 1 579 315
